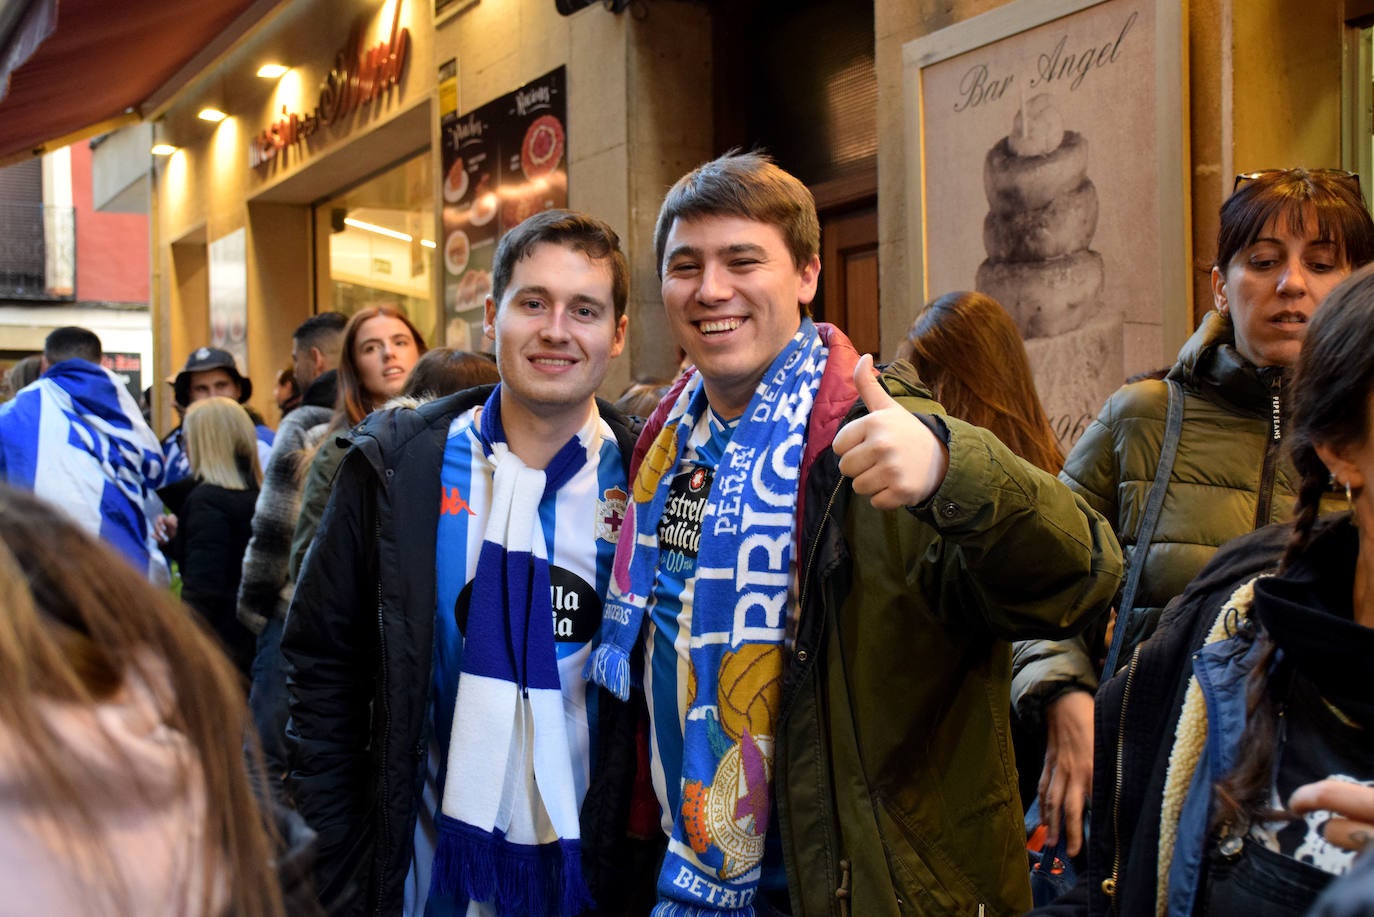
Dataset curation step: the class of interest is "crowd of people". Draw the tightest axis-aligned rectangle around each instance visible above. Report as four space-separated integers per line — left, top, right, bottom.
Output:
0 155 1371 917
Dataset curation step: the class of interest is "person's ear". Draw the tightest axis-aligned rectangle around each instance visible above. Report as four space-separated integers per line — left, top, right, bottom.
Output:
483 295 498 341
610 313 628 358
1314 441 1366 494
1212 266 1229 316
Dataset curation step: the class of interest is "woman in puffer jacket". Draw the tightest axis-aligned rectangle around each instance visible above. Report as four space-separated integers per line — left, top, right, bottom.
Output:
1016 168 1374 850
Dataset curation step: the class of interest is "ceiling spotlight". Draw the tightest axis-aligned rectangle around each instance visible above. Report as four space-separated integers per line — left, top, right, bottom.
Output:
151 144 179 156
198 108 228 123
256 64 288 79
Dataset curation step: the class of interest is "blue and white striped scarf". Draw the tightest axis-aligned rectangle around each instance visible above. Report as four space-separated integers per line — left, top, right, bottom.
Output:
586 320 827 916
0 360 168 583
429 386 610 917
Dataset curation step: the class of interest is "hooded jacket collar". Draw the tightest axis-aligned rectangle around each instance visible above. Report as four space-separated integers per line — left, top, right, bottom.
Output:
1169 311 1286 418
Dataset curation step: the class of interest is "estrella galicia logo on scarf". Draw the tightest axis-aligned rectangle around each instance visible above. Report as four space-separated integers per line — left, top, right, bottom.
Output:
658 467 711 572
453 565 601 646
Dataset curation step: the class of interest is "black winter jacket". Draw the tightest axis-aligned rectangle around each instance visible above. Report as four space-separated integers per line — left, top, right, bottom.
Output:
178 482 259 676
282 386 647 916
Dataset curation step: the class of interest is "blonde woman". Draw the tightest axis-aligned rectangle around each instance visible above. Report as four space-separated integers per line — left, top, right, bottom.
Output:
0 484 285 915
175 396 263 678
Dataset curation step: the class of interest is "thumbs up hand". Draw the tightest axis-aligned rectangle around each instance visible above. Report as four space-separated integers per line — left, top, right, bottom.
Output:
832 354 949 510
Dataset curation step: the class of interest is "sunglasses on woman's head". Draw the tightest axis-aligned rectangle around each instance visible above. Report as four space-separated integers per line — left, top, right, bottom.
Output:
1233 168 1361 193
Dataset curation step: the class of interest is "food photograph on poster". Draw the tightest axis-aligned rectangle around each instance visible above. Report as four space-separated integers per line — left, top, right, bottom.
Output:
439 66 568 348
904 0 1188 447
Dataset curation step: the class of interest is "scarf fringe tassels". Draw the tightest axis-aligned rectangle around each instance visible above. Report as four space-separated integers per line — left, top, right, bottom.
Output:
431 816 594 917
584 632 632 701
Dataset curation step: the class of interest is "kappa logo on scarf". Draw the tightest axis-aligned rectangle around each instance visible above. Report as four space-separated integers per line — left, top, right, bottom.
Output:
596 486 627 543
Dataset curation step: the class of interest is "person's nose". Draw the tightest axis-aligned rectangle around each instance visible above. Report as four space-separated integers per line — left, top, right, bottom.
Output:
1277 253 1309 298
696 261 732 305
540 306 572 343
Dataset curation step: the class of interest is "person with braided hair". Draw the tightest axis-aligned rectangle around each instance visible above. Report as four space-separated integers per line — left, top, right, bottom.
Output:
1034 262 1374 916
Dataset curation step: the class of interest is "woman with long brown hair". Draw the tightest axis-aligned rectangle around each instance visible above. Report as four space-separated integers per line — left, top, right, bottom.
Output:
290 305 426 577
0 485 284 915
896 289 1063 475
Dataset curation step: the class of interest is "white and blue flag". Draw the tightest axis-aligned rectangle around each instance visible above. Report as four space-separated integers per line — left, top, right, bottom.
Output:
0 360 168 583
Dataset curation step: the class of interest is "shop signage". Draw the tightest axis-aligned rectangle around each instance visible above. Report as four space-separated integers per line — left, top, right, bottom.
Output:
251 1 410 167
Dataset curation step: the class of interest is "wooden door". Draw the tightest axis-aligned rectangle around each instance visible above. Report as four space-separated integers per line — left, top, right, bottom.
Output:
817 203 880 357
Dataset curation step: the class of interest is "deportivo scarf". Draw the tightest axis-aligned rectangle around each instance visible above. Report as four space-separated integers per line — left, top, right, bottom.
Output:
0 360 167 583
429 386 595 917
586 320 827 916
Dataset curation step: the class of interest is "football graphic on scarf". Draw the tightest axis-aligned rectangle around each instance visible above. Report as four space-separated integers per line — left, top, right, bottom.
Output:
717 644 783 742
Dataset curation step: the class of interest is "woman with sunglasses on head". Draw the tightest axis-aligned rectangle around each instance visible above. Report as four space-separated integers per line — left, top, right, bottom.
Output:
1019 169 1374 862
1034 262 1374 916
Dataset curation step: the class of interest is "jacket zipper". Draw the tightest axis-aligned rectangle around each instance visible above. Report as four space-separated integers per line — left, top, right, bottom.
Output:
799 475 846 613
374 508 393 915
1105 645 1142 908
1254 373 1282 527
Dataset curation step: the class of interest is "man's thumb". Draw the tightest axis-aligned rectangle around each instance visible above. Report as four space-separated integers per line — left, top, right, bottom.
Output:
853 353 895 412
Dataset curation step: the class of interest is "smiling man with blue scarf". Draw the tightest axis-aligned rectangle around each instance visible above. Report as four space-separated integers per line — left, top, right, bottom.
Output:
583 153 1122 916
283 211 650 917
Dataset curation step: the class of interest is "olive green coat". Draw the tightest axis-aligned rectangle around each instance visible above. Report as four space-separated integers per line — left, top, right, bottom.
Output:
775 360 1122 916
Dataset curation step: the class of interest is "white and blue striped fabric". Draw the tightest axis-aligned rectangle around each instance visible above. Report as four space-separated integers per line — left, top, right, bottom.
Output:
408 394 625 917
0 360 168 583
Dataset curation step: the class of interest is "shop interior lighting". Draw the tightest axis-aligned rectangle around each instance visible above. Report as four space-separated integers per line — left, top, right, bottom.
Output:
343 217 435 249
151 144 179 156
198 108 228 123
256 64 289 79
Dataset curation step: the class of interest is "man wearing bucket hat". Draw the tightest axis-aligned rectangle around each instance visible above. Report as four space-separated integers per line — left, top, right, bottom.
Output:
162 347 275 487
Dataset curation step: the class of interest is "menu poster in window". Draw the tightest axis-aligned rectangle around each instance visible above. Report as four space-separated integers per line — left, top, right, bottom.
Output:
440 66 567 349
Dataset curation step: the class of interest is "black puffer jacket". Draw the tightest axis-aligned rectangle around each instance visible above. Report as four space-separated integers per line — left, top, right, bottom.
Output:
282 386 647 916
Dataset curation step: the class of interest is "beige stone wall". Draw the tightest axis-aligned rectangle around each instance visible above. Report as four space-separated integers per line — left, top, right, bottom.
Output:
154 0 436 426
152 0 709 415
876 0 1347 366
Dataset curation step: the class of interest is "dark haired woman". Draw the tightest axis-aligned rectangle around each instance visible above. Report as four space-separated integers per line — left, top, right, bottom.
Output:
1036 262 1374 916
1019 169 1374 848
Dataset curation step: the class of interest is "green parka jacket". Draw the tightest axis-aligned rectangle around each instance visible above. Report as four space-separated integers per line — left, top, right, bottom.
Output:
1010 311 1319 717
750 332 1122 915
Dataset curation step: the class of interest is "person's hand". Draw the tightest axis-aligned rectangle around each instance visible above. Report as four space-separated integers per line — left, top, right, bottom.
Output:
1289 780 1374 851
833 354 948 510
153 513 178 544
1039 689 1094 857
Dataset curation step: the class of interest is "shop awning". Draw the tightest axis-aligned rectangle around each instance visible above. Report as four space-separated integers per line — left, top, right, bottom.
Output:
0 0 266 166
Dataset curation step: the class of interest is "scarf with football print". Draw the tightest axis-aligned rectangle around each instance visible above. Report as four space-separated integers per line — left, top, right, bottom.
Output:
586 319 826 915
428 385 625 917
